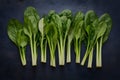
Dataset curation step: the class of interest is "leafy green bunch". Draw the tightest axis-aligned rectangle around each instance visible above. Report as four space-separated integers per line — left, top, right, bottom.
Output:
7 6 112 68
81 10 112 68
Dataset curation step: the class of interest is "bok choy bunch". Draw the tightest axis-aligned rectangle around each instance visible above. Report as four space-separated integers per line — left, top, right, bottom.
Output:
38 18 47 63
24 7 40 66
8 19 28 66
44 11 58 67
7 6 112 68
73 11 84 63
96 13 112 67
81 10 108 68
57 10 72 65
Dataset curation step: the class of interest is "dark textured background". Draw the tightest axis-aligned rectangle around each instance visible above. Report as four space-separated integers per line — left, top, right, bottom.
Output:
0 0 120 80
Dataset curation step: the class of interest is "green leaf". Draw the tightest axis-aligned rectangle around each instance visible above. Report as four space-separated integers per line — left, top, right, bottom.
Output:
23 26 31 37
7 19 23 45
59 10 72 40
24 6 40 35
52 13 62 33
65 19 71 37
59 9 72 19
84 10 98 43
96 21 107 39
67 11 84 42
38 18 44 36
17 29 28 47
99 13 112 43
7 19 27 66
45 21 58 42
59 10 72 39
73 11 84 39
48 10 55 17
85 10 98 27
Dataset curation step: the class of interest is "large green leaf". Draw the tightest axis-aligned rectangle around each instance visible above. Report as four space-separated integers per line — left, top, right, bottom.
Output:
73 11 84 39
52 13 62 34
59 9 72 32
24 6 40 36
59 16 71 39
45 21 58 43
84 10 98 27
99 13 112 43
84 10 98 46
7 19 23 45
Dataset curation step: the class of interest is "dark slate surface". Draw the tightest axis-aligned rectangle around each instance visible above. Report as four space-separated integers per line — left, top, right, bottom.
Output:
0 0 120 80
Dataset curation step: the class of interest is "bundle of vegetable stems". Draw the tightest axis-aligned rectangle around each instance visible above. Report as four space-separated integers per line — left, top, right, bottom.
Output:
7 6 112 68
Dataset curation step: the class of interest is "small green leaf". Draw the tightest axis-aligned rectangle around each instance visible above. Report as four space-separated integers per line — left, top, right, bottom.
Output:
39 18 44 36
23 26 31 37
17 29 28 47
59 9 72 19
96 22 107 39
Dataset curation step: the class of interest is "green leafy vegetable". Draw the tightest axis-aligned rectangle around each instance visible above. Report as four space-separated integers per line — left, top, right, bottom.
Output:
73 11 84 63
66 11 84 63
96 13 112 67
44 11 58 67
38 18 47 63
53 9 72 65
66 16 76 63
7 7 112 68
81 10 98 67
24 7 40 66
7 19 28 66
81 10 107 68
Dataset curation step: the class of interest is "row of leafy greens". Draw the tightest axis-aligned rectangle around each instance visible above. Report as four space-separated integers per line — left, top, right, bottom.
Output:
7 6 112 68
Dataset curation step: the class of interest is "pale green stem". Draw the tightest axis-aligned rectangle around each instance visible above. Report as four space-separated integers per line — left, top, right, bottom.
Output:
41 37 47 63
87 47 93 68
96 41 99 67
96 37 103 67
98 37 102 67
30 35 37 66
74 39 81 63
81 44 89 66
50 45 56 67
19 47 26 66
30 36 34 66
58 37 65 65
66 39 71 63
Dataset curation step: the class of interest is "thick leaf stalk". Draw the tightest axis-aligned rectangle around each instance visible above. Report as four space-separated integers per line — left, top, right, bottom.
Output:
81 45 89 66
87 47 93 68
81 42 94 66
66 39 71 63
96 37 103 67
49 44 56 67
96 41 99 67
19 47 26 66
58 37 65 65
40 37 47 63
30 35 37 66
74 39 81 63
